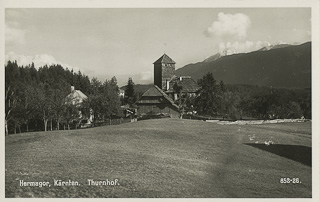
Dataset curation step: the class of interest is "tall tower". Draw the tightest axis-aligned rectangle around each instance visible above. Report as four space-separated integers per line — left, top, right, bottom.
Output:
153 54 176 90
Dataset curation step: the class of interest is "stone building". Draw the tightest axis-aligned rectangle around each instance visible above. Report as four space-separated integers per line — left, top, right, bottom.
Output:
153 54 199 101
153 53 176 90
135 54 199 118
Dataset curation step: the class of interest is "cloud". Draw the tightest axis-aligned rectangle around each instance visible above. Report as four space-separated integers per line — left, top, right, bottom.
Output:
205 13 269 55
205 12 251 40
218 41 271 55
5 24 27 45
5 52 80 72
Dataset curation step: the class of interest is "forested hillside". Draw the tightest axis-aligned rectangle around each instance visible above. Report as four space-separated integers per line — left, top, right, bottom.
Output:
176 42 311 89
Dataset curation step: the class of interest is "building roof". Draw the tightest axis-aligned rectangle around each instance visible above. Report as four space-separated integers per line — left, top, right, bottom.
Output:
166 76 200 93
65 90 88 105
135 85 179 109
153 53 176 64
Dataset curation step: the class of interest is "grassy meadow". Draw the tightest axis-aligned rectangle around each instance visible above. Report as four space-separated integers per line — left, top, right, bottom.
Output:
5 118 312 198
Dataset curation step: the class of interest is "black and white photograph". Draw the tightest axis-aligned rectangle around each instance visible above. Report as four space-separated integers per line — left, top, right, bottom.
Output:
1 0 320 201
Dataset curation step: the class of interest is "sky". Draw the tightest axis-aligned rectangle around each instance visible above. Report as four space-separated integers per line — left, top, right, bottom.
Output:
5 8 311 86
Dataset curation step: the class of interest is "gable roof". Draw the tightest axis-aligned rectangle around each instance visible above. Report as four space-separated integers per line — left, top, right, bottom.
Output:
65 90 88 105
166 76 200 93
153 54 176 64
135 85 179 109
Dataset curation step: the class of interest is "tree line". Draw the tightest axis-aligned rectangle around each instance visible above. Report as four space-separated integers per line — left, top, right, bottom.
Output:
176 72 311 120
5 60 121 135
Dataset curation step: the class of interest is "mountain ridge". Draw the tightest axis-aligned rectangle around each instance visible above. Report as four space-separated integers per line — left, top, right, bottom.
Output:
176 42 311 89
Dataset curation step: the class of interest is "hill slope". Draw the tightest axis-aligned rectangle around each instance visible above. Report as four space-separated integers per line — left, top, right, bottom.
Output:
176 42 311 88
5 119 311 197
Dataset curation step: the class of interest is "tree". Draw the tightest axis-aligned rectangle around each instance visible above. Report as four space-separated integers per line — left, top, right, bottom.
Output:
221 91 242 120
219 80 226 92
249 91 270 119
35 84 54 132
173 83 183 107
90 77 102 95
61 101 80 130
287 101 303 118
106 77 121 117
5 86 18 135
195 72 219 115
173 83 196 116
51 87 70 130
20 83 39 132
83 76 122 125
124 77 136 106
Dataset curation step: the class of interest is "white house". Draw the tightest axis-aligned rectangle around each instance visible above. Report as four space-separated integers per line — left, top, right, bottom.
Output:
65 86 93 123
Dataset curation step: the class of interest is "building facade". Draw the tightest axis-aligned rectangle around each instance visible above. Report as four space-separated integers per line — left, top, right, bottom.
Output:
135 54 199 118
153 54 176 90
153 54 200 101
135 85 180 118
65 86 94 124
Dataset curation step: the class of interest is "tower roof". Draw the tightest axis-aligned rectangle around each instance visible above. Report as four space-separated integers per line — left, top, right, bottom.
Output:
153 54 176 64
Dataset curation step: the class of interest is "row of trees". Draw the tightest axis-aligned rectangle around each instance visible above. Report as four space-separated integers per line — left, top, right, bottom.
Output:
178 72 311 120
5 60 121 135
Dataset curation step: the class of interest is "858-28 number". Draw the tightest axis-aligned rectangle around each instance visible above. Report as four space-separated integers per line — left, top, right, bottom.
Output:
280 178 301 184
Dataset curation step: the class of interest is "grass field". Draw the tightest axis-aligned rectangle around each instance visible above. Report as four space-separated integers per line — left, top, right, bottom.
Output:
5 118 312 198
